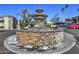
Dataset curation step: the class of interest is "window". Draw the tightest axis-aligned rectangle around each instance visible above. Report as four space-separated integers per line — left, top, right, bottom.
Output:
0 20 4 23
0 26 4 28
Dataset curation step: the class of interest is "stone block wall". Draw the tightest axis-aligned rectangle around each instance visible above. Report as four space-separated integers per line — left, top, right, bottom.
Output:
16 31 63 46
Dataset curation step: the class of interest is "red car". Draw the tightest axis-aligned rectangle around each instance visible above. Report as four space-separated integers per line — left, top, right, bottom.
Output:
67 24 79 29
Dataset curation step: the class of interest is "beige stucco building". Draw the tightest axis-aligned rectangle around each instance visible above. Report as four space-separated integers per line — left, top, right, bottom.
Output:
0 16 17 30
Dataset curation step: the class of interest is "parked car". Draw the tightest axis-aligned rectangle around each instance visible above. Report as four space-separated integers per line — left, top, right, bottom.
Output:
57 23 67 28
66 23 79 29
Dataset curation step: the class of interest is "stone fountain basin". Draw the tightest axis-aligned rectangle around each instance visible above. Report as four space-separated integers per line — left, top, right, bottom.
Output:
4 32 76 54
16 29 64 49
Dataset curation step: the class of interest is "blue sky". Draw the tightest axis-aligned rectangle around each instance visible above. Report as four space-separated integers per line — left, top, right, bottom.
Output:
0 4 79 22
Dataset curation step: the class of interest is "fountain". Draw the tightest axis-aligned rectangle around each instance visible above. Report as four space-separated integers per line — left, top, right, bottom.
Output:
32 9 48 28
16 9 64 51
4 9 76 54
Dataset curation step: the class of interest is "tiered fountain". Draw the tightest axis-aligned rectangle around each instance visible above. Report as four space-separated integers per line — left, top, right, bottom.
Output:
16 9 64 51
32 9 48 28
4 9 76 54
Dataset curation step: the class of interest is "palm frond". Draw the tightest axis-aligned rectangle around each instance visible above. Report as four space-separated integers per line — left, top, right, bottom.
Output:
77 8 79 11
61 8 65 13
65 4 69 8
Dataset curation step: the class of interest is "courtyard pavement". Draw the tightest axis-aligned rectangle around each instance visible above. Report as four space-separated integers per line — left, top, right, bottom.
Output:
64 28 79 54
0 30 16 54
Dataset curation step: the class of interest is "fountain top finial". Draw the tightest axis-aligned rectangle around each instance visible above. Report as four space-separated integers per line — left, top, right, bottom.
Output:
35 9 44 13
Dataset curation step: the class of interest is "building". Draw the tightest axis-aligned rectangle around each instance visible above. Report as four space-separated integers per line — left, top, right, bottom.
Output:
0 17 4 30
65 16 79 24
0 15 17 30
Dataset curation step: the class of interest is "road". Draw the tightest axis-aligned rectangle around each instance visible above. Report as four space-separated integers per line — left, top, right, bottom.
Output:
0 29 79 54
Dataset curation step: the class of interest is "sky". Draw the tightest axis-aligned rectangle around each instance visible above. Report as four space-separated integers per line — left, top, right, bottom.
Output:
0 4 79 23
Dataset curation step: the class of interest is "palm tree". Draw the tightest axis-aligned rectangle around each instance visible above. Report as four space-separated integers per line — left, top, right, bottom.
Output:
76 8 79 23
50 14 60 24
61 4 69 21
20 19 28 29
61 4 69 13
64 4 69 8
17 8 33 29
21 8 28 19
77 8 79 15
61 8 65 13
61 7 65 21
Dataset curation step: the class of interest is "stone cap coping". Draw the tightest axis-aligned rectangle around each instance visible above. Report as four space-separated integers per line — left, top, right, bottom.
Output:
17 29 62 33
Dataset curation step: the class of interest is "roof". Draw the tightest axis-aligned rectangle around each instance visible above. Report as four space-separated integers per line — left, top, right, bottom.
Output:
3 15 16 18
2 15 17 20
66 16 79 20
54 22 66 24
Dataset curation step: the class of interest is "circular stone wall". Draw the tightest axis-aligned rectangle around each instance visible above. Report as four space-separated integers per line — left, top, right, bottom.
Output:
16 30 64 46
4 32 76 54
